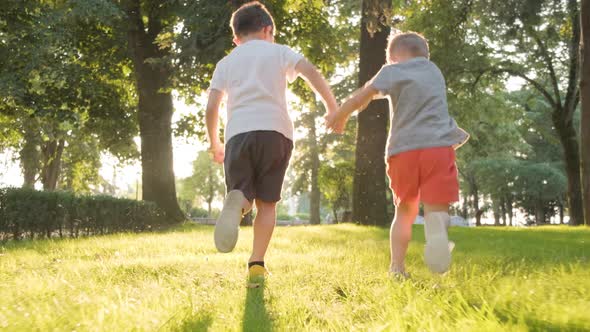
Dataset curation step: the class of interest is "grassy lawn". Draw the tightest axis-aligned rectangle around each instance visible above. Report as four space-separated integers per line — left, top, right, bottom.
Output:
1 223 589 331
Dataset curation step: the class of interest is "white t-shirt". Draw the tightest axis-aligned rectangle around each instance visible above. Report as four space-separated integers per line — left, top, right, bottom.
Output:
209 40 304 143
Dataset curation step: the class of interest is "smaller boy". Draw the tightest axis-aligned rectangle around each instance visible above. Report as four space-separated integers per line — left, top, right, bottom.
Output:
206 2 338 280
327 32 468 276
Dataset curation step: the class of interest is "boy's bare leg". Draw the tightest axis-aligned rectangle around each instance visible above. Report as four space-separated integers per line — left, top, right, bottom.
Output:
423 203 452 273
249 199 277 263
390 200 419 274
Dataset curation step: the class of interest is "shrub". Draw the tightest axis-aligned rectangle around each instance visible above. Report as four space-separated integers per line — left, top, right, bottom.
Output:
188 207 209 218
295 213 310 221
0 187 174 241
277 213 294 221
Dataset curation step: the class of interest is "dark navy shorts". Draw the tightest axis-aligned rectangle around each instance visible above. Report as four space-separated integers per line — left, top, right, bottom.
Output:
224 131 293 202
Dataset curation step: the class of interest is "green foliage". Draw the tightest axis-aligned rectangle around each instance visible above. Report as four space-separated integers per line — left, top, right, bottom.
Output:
0 187 172 241
177 151 224 216
319 161 353 218
0 0 138 189
59 136 102 193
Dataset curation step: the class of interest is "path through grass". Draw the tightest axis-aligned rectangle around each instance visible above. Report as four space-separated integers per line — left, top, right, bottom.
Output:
1 224 589 331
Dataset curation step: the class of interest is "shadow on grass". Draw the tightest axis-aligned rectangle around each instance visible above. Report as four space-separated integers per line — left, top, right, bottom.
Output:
242 282 273 332
173 310 214 332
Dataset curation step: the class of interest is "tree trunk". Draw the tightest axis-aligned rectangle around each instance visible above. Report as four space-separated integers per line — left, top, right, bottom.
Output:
309 116 321 225
353 0 390 226
535 199 546 224
471 178 482 226
559 201 565 224
492 197 500 226
461 194 468 219
41 139 64 191
581 0 590 226
207 163 214 218
507 195 514 226
332 208 338 224
500 196 507 226
20 122 40 189
554 111 585 225
126 0 184 222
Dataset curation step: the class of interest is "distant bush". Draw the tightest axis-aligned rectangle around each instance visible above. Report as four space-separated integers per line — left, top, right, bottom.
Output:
188 207 209 218
0 187 174 241
295 213 310 221
277 213 294 221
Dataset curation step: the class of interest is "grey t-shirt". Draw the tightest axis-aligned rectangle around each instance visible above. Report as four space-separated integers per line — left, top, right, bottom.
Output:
369 57 468 157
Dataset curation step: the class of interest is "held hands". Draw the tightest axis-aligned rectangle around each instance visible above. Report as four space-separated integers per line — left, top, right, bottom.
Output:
326 85 377 134
325 108 350 134
209 141 225 164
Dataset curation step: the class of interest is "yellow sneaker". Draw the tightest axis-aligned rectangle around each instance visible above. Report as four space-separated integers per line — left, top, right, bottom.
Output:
248 264 270 283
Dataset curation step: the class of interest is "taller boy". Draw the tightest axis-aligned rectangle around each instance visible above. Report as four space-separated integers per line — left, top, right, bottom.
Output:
206 2 338 279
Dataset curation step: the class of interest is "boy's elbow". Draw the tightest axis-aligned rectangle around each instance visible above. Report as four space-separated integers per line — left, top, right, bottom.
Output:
296 59 319 80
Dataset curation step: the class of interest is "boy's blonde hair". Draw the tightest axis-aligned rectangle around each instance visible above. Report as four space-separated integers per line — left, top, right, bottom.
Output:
387 32 430 60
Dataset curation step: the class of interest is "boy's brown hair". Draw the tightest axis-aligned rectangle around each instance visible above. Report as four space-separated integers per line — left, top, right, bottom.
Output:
387 32 430 60
231 1 275 37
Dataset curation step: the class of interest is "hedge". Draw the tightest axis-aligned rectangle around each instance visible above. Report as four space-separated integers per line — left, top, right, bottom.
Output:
0 187 174 241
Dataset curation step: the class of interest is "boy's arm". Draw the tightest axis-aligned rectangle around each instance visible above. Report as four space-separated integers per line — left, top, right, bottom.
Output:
205 89 225 164
327 84 380 134
295 59 339 115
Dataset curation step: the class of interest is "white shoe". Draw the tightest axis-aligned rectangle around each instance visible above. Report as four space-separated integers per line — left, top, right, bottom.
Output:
424 212 452 274
214 190 246 253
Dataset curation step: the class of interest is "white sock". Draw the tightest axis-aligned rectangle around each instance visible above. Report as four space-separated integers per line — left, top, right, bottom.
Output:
424 211 450 244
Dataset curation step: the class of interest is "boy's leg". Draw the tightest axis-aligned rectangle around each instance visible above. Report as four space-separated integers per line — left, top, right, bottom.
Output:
423 203 452 273
419 147 459 274
215 133 255 253
390 200 419 274
386 151 421 276
214 191 252 253
249 199 277 264
247 131 293 278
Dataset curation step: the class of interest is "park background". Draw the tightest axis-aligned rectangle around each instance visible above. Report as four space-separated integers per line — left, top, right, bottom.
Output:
1 0 590 227
1 0 590 331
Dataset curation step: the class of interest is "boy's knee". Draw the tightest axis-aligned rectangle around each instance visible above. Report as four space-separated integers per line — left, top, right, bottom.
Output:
255 200 277 212
423 203 449 214
397 201 419 215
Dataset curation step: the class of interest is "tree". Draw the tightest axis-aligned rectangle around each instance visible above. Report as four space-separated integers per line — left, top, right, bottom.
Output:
0 0 138 192
473 0 585 225
123 0 185 221
178 151 224 218
581 0 590 225
353 0 391 226
319 161 353 223
59 134 102 194
268 0 357 225
291 104 323 225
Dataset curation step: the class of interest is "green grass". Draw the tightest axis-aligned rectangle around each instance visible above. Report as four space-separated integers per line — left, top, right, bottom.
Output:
1 224 589 331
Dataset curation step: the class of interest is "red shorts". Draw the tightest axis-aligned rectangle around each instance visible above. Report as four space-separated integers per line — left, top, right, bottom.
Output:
386 146 459 206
